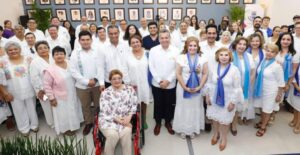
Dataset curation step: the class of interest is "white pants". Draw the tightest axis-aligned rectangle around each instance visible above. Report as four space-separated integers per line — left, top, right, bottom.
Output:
0 104 12 124
11 97 38 134
39 99 54 128
100 127 132 155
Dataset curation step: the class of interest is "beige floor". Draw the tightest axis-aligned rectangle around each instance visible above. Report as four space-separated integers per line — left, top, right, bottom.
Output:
1 104 300 155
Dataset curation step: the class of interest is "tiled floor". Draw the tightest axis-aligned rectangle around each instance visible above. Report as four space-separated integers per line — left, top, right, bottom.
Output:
1 104 300 155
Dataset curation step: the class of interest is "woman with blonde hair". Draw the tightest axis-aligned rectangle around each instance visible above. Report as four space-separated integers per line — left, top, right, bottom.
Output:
218 31 232 48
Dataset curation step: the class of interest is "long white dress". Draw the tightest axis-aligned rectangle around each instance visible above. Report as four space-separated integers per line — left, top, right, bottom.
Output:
206 64 243 125
0 55 11 124
253 61 285 113
173 54 206 135
124 51 151 104
288 66 300 112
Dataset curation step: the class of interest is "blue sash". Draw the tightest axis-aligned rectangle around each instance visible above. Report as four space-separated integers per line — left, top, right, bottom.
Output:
145 52 153 86
216 63 231 107
183 53 200 98
247 47 264 67
283 53 293 82
294 65 300 96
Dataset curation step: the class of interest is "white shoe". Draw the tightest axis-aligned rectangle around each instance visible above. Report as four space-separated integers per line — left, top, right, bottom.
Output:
180 133 186 139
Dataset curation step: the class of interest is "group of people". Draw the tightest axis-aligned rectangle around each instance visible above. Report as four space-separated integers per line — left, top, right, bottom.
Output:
0 13 300 154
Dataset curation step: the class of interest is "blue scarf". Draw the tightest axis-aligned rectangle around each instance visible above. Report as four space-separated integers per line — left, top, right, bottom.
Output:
145 52 153 86
294 65 300 96
233 51 251 99
184 53 200 98
253 58 276 98
216 63 231 107
283 53 293 82
247 47 264 67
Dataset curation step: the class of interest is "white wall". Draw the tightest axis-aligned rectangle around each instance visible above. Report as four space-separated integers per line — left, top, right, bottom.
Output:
0 0 24 27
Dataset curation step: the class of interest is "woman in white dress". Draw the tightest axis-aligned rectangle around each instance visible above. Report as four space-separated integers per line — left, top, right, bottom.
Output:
0 41 38 136
206 48 242 151
173 37 208 139
29 41 54 128
43 46 83 135
230 37 256 135
247 34 265 68
289 64 300 134
253 43 285 137
218 31 232 48
268 26 280 44
124 35 151 129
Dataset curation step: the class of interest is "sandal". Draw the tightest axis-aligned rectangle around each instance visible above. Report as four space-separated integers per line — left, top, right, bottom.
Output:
256 128 266 137
289 121 296 127
254 122 262 129
293 127 300 134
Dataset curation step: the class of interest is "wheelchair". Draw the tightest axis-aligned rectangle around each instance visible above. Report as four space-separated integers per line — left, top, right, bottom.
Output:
93 104 145 155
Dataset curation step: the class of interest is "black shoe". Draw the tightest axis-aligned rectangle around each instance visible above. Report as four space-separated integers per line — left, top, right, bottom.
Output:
205 123 212 132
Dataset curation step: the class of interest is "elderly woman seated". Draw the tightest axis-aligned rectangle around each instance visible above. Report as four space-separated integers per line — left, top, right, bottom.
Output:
99 69 138 155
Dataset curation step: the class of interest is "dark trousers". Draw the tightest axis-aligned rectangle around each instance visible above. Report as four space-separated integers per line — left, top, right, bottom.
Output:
152 86 176 124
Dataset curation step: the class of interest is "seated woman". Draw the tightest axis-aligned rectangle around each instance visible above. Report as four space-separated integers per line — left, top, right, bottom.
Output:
99 69 138 155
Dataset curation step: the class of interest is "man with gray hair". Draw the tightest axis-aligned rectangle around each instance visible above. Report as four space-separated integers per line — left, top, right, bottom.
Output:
9 25 27 47
139 17 149 38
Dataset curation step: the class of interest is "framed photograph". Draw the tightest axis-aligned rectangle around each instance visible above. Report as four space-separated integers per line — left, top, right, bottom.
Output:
172 0 183 4
187 0 197 3
113 0 124 4
85 9 96 21
128 8 139 21
99 8 110 20
114 8 125 21
244 0 254 4
201 0 211 4
54 0 65 4
229 0 239 4
70 0 80 4
128 0 138 4
99 0 109 4
84 0 94 4
27 9 36 18
215 0 225 4
186 8 196 18
70 9 81 21
157 8 168 20
56 9 67 21
143 0 153 4
172 8 182 21
157 0 168 4
24 0 35 5
143 8 154 21
40 0 50 5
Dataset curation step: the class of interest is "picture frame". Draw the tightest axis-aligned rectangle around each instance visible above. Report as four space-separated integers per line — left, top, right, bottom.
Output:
187 0 197 4
27 9 36 18
229 0 239 4
84 0 94 4
157 8 168 20
70 9 81 21
128 8 139 21
186 8 197 18
215 0 225 4
128 0 138 4
172 0 183 4
99 8 110 20
24 0 35 5
85 8 96 21
113 0 124 4
40 0 50 5
56 9 67 21
143 0 153 4
114 8 125 21
143 8 154 21
99 0 109 4
244 0 254 4
69 0 80 5
172 8 182 21
54 0 65 5
157 0 168 4
201 0 211 4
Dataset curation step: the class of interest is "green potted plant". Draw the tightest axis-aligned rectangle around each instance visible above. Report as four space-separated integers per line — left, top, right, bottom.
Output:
228 5 245 22
30 2 52 32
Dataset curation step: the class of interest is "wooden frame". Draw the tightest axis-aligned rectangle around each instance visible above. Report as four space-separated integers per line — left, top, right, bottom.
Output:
157 0 168 4
244 0 254 4
186 8 197 18
69 0 80 5
128 8 139 21
84 0 94 4
201 0 211 4
99 0 109 4
39 0 51 5
70 8 81 21
215 0 226 4
172 8 182 21
113 0 124 4
157 8 168 20
54 0 65 5
114 8 125 21
85 8 96 21
187 0 197 4
128 0 139 4
56 9 67 21
24 0 35 5
99 8 111 20
172 0 183 4
229 0 239 4
143 0 153 4
143 8 154 21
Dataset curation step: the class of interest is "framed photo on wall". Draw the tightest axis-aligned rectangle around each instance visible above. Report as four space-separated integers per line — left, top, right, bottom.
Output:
158 0 168 4
70 0 80 5
172 0 183 4
186 8 196 18
70 9 81 21
143 8 154 20
84 0 94 4
54 0 65 5
85 9 96 21
56 9 67 21
230 0 239 4
113 0 124 4
27 9 36 18
99 8 110 20
25 0 35 5
216 0 225 4
157 8 168 20
187 0 197 4
143 0 153 4
244 0 254 4
99 0 109 4
201 0 211 4
128 0 138 4
128 8 139 21
172 8 182 21
40 0 50 5
114 8 125 21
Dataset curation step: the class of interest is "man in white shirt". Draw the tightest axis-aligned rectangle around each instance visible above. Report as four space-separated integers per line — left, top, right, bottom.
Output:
74 25 90 51
183 16 196 35
293 22 300 54
22 32 37 58
243 16 268 43
149 29 179 136
9 25 27 47
0 26 8 47
45 16 70 42
92 27 109 49
98 16 109 32
75 16 89 38
24 18 46 41
139 18 149 38
172 21 194 51
119 20 127 41
169 20 178 37
70 31 101 136
46 25 71 57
